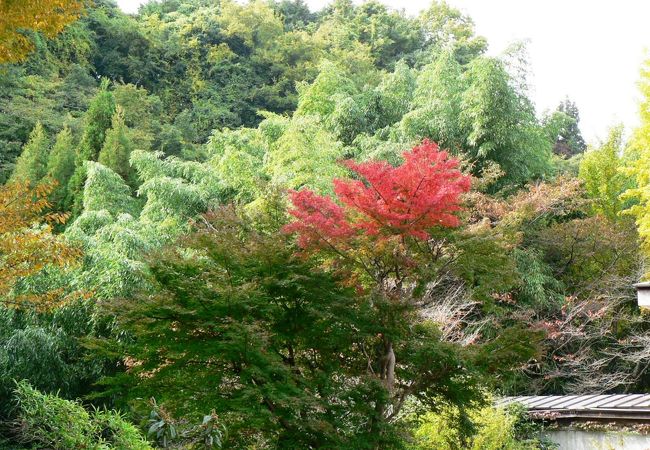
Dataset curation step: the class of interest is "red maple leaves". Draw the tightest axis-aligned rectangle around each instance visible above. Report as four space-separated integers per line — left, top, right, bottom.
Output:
284 140 471 250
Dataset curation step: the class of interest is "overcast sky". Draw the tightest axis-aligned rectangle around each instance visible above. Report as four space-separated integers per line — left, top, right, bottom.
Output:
116 0 650 144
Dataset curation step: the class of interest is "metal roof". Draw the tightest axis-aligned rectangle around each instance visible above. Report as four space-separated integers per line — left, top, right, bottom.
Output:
498 395 650 422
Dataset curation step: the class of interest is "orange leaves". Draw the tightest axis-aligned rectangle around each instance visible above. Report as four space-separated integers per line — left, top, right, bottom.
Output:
0 0 84 63
283 189 354 250
0 182 81 310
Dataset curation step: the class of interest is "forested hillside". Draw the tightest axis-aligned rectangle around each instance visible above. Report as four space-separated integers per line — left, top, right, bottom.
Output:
1 1 649 448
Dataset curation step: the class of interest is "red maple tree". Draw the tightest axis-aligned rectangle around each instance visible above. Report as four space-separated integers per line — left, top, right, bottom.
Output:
284 141 471 401
284 140 471 251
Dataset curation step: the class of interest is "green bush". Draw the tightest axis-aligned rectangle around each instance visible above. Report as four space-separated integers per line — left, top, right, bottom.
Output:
0 301 115 416
11 380 97 449
411 402 548 450
93 408 152 450
8 381 152 449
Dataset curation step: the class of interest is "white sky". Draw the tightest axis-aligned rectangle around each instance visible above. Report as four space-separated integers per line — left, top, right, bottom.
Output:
116 0 650 144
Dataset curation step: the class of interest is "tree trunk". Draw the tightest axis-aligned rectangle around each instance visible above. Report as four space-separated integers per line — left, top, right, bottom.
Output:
380 337 395 393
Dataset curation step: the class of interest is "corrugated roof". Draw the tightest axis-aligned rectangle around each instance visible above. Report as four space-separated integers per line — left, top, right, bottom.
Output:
498 395 650 422
499 394 650 410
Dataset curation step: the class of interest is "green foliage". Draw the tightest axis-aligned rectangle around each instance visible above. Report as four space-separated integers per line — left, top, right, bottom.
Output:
8 381 151 449
75 80 117 166
112 83 162 151
1 0 554 197
629 57 650 157
9 122 50 185
411 403 547 450
97 206 486 448
326 61 415 145
0 62 96 183
579 125 633 219
320 0 422 70
63 148 222 300
0 301 114 416
295 60 357 118
146 400 178 448
542 110 574 151
98 106 137 188
67 81 116 216
65 162 147 299
401 51 464 148
375 60 417 126
11 380 97 449
282 48 553 191
418 1 487 65
2 1 649 446
266 115 347 193
208 127 268 202
412 406 463 449
534 215 639 293
46 125 76 210
460 57 552 186
514 248 563 312
621 58 650 264
218 0 284 49
82 162 139 218
554 98 586 157
1 327 78 403
93 408 152 450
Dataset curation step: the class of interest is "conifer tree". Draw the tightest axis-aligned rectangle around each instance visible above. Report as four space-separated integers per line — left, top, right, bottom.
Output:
66 80 116 216
98 106 136 188
555 98 586 157
45 126 76 211
10 122 50 185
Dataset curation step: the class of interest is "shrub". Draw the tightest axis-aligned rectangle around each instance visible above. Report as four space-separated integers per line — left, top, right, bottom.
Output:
11 380 97 449
0 300 114 417
93 408 152 449
411 402 549 450
8 381 152 449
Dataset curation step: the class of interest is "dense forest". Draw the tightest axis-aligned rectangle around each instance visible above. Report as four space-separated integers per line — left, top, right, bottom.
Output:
1 0 650 448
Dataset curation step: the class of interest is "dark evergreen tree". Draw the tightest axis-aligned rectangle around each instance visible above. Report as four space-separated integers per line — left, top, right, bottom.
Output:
66 80 115 216
272 0 318 31
553 98 587 157
98 106 136 188
45 126 76 211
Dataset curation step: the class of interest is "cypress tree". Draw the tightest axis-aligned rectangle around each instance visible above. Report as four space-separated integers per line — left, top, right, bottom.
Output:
98 106 136 188
45 126 76 211
66 79 116 216
555 98 587 157
9 122 50 185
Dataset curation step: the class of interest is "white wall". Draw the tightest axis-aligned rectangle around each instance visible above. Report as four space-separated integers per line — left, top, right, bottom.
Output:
546 429 650 450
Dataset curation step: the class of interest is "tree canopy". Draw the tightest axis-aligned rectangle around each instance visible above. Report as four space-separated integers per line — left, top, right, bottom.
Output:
0 1 646 449
0 0 84 63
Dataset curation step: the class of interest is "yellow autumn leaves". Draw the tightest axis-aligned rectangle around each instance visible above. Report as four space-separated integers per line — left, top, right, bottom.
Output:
0 181 82 309
0 0 84 63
